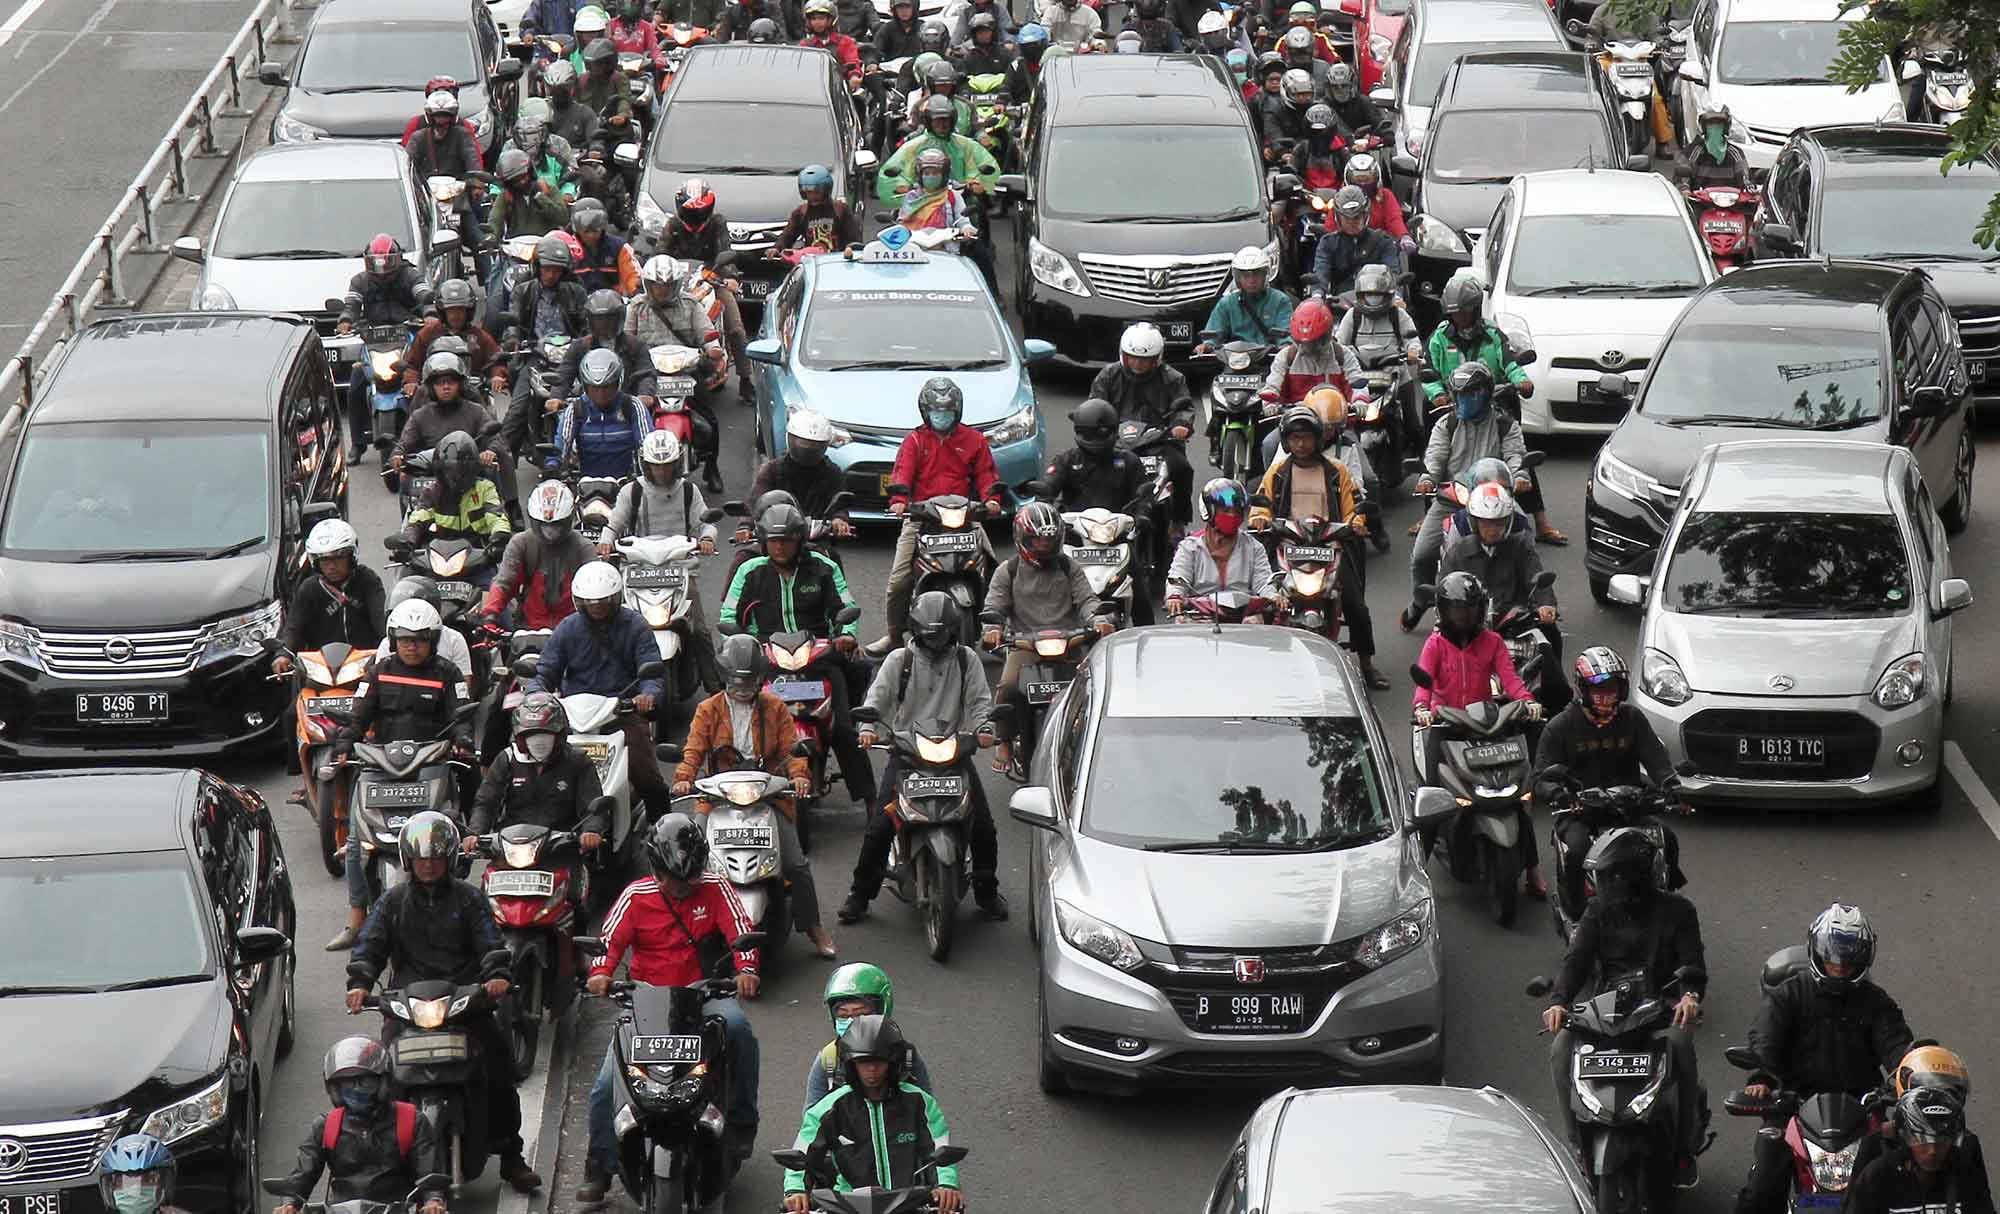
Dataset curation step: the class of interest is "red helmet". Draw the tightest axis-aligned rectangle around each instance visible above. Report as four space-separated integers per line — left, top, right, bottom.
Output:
364 234 402 280
424 75 461 95
1290 298 1333 344
1012 502 1062 567
675 177 717 227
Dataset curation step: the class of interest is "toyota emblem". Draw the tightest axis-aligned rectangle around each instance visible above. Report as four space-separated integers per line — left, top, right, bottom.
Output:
1768 673 1795 691
103 637 135 664
1148 267 1172 291
0 1139 29 1177
1233 957 1265 985
1601 350 1628 370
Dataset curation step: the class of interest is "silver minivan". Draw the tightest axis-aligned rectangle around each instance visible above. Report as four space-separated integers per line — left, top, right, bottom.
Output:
1610 439 1970 808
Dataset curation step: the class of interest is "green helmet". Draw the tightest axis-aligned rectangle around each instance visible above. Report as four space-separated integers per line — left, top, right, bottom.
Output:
823 962 894 1025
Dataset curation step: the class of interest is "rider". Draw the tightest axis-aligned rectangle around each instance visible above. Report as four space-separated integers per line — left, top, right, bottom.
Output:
482 480 595 629
399 75 484 152
268 1041 449 1214
1846 1088 1994 1214
1405 362 1531 628
504 108 579 202
600 429 724 693
1036 0 1100 50
1335 262 1424 436
100 1136 196 1214
609 0 667 70
717 0 788 40
464 693 608 885
378 578 474 698
1260 68 1316 164
800 0 864 87
806 964 937 1107
661 179 755 402
1091 322 1197 546
1411 570 1540 770
877 95 1001 207
504 233 590 366
775 164 863 255
544 60 600 151
1344 152 1412 249
391 353 504 484
553 349 650 478
982 502 1114 774
1264 297 1365 411
1165 478 1280 617
571 207 640 297
577 38 640 144
673 633 837 959
278 519 387 667
400 430 512 585
1436 480 1564 705
1675 105 1751 191
405 91 482 223
1542 826 1707 1189
959 13 1028 100
1312 184 1402 297
403 280 506 410
486 147 572 250
337 235 434 461
553 287 658 403
1202 245 1296 350
748 410 853 527
625 255 727 489
578 814 763 1200
874 0 925 58
785 1016 962 1214
1123 0 1181 50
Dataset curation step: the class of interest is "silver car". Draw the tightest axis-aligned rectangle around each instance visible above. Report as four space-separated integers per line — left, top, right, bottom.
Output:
1011 627 1454 1093
1609 439 1970 808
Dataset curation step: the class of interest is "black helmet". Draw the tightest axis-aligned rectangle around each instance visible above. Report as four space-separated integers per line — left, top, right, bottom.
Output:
1280 403 1323 444
1897 1086 1966 1147
389 575 440 612
585 287 625 320
1583 826 1658 907
1434 569 1487 644
922 92 956 129
1806 903 1876 992
579 347 623 390
918 376 963 429
747 15 778 40
583 36 618 65
1304 102 1335 135
919 20 950 51
536 231 575 268
718 633 767 697
1134 0 1164 15
1071 398 1117 454
1572 645 1630 716
751 488 801 518
499 147 534 187
436 278 475 314
755 502 809 549
836 1014 910 1088
571 205 609 236
435 430 480 496
644 811 710 883
925 58 959 91
908 590 959 654
397 810 461 878
512 690 569 741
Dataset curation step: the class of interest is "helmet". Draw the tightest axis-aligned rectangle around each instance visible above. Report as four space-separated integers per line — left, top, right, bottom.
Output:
1197 9 1228 34
1353 262 1393 313
805 0 835 16
579 347 623 390
98 1135 176 1214
798 164 834 196
1464 458 1509 490
1896 1046 1971 1104
514 110 549 154
320 1035 391 1121
786 409 835 461
585 288 625 324
1572 645 1630 711
364 233 402 280
1447 360 1494 412
1281 67 1314 104
908 590 959 653
1584 826 1659 906
1345 150 1380 188
1287 0 1316 20
923 93 957 127
422 350 467 386
1282 25 1313 54
526 480 578 540
1197 477 1248 524
1280 403 1323 446
824 962 894 1029
641 254 688 294
1119 322 1165 360
306 517 358 562
571 560 624 605
1464 480 1513 522
1231 244 1272 290
644 811 711 883
397 810 461 875
971 11 998 34
1806 903 1876 992
1013 501 1062 566
386 598 443 647
512 690 569 741
1257 49 1286 78
641 429 683 474
752 490 801 519
926 58 959 90
1441 273 1484 317
1897 1087 1966 1147
436 277 475 314
575 3 610 33
431 334 471 360
1698 103 1731 129
1017 21 1049 47
1434 569 1488 643
544 58 576 88
1305 102 1335 135
919 20 951 51
572 205 609 236
498 147 534 186
836 1015 910 1088
675 177 716 225
918 376 964 430
388 576 440 613
1326 60 1356 100
1332 183 1368 220
747 15 779 39
583 36 618 65
916 146 951 187
535 231 575 268
1302 385 1346 430
424 90 459 117
755 502 809 548
1289 297 1333 344
1071 397 1118 454
435 429 480 494
718 633 767 698
424 74 461 95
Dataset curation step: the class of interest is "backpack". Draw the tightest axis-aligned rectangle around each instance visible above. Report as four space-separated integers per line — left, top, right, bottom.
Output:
323 1102 418 1157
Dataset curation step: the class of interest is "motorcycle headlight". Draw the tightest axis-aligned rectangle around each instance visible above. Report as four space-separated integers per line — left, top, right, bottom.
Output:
636 191 669 239
724 780 763 806
915 734 958 764
337 652 375 683
1028 238 1091 297
300 653 335 685
1594 449 1659 504
1084 518 1121 545
409 996 450 1029
1353 899 1431 970
1807 1140 1861 1192
1223 349 1253 371
274 112 326 143
1872 652 1925 709
666 1074 706 1107
773 643 811 672
1641 648 1692 706
196 283 239 311
1415 214 1466 256
936 506 968 530
502 839 541 868
139 1072 230 1145
1290 567 1326 597
431 549 469 577
0 619 47 672
198 600 283 667
1034 635 1070 657
1054 899 1145 971
640 600 674 628
984 404 1040 447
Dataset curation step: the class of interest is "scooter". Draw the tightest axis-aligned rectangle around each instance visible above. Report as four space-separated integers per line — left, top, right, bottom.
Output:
1261 513 1366 644
613 531 710 729
771 1145 970 1214
1408 664 1536 927
1492 570 1560 708
685 770 795 964
982 618 1100 779
364 326 418 462
967 73 1021 173
1593 34 1668 157
261 1173 453 1214
659 23 711 85
647 343 706 473
365 976 505 1181
481 821 601 1078
1351 342 1424 496
1689 186 1761 273
267 639 375 878
573 474 630 545
1114 418 1184 575
1193 336 1272 482
894 493 996 644
1541 770 1684 943
385 533 500 617
520 331 576 442
1908 45 1973 125
1059 504 1145 628
322 706 477 907
747 603 863 853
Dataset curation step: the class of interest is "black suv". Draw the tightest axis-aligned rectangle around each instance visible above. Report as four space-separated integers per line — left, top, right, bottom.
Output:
1754 123 2000 404
1584 260 1975 601
0 314 348 758
0 769 294 1214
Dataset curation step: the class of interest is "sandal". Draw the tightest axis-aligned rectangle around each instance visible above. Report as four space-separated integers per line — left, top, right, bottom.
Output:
1537 527 1570 546
990 750 1013 775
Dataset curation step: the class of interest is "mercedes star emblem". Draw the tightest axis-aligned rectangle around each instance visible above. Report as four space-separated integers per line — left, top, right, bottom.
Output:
103 637 135 664
1768 673 1796 691
1601 350 1628 370
0 1139 29 1176
1147 267 1172 291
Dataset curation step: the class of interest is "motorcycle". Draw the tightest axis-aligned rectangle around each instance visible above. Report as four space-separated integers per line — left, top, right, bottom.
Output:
365 975 509 1182
267 639 375 878
749 603 864 853
1492 570 1559 708
363 324 418 461
620 52 658 122
861 55 913 154
982 618 1100 779
1193 337 1273 482
1408 664 1537 927
1689 186 1760 273
1057 503 1145 628
1598 36 1668 158
893 494 996 644
1908 45 1973 125
771 1145 970 1214
659 23 711 85
1541 771 1684 943
1350 340 1424 496
385 533 499 617
322 706 478 906
573 474 631 545
516 331 576 444
261 1173 452 1214
480 819 606 1077
613 529 717 731
1114 417 1184 575
1261 512 1366 644
684 770 796 962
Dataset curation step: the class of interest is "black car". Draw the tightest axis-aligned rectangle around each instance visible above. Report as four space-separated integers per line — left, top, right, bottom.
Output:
1754 123 2000 403
1000 54 1276 363
1584 259 1976 601
0 769 295 1214
0 314 347 758
260 0 521 151
627 44 873 304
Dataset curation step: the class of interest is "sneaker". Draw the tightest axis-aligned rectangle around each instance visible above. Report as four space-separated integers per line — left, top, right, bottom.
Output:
323 925 358 952
1398 607 1420 633
499 1155 542 1193
1674 1154 1699 1189
837 895 870 924
724 1123 758 1165
347 444 368 464
974 888 1010 921
574 1170 610 1205
863 635 898 658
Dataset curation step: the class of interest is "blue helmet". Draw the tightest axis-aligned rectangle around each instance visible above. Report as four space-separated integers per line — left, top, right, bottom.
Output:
99 1135 175 1214
1016 21 1049 46
797 164 834 196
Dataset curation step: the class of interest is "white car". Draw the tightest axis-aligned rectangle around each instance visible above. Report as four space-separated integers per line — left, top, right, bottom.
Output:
1675 0 1900 173
1468 169 1713 436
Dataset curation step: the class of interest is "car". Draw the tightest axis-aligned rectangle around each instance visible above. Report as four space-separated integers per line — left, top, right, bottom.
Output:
1470 169 1715 434
1583 259 1975 602
1672 0 1899 173
1606 440 1970 808
1000 53 1277 364
1012 627 1454 1093
261 0 522 148
746 238 1053 519
1339 0 1412 94
628 44 876 304
0 768 296 1214
1374 0 1566 198
0 314 348 758
1404 52 1640 295
1754 124 2000 402
1207 1084 1593 1214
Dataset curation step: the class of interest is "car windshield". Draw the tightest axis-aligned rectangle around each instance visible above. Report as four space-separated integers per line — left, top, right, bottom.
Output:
800 288 1011 370
1818 175 2000 262
1412 40 1552 106
1507 214 1706 294
1 422 271 560
295 24 478 90
1082 717 1394 851
1375 0 1408 14
1639 321 1883 426
1664 511 1910 617
1042 126 1262 221
0 853 212 992
651 102 832 174
1718 19 1877 85
1427 110 1611 181
214 179 413 259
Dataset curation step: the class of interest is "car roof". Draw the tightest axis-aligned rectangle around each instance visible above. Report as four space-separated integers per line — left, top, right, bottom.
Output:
0 769 196 857
1719 0 1862 21
1418 0 1561 40
1693 440 1898 514
1440 52 1594 107
672 44 837 104
1096 628 1360 718
33 314 310 423
316 0 473 24
1516 169 1683 216
807 250 992 293
1803 124 2000 176
1044 54 1243 125
1678 259 1909 330
239 139 407 182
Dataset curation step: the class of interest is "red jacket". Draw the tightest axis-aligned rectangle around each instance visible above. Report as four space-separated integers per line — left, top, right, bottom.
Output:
1369 187 1409 240
594 875 761 983
800 32 862 82
888 423 1003 509
1412 629 1530 711
610 17 667 67
399 115 486 154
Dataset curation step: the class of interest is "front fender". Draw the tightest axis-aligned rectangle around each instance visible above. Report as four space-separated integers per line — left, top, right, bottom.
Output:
654 627 682 659
910 824 962 872
1590 1125 1655 1178
1469 807 1520 849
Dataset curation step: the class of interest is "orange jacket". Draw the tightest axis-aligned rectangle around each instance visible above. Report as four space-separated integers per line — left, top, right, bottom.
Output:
675 691 811 816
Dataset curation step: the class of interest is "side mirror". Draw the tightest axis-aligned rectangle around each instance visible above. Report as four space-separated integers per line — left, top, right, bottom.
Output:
1677 58 1706 84
1675 759 1697 778
996 173 1027 196
613 142 643 169
301 500 340 529
1724 1045 1761 1071
1017 478 1051 498
657 743 683 763
851 706 881 726
1541 763 1570 785
1249 492 1273 509
1269 172 1302 200
589 795 617 820
573 936 609 957
1524 976 1553 998
1408 663 1433 689
1520 450 1546 470
636 660 668 680
1758 221 1796 249
791 740 812 757
258 61 289 86
730 932 765 951
835 604 863 626
1390 152 1418 177
1606 573 1647 605
928 1146 970 1169
429 229 462 258
1009 786 1058 830
853 148 879 172
1901 58 1923 81
771 1149 810 1171
493 57 526 82
1936 577 1973 616
745 337 783 366
1624 154 1651 172
1022 338 1056 365
233 925 292 967
1597 371 1632 399
171 235 205 264
1512 346 1537 368
700 507 726 524
511 653 541 677
1905 384 1949 419
452 701 480 723
1407 786 1456 829
1532 570 1557 592
723 499 748 517
1369 85 1397 110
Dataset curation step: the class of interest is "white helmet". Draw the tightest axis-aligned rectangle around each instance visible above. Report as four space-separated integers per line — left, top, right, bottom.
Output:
574 5 609 33
424 90 459 117
1465 480 1514 522
641 429 683 468
1231 244 1271 275
1197 8 1228 33
786 409 835 444
1120 322 1165 359
571 560 623 604
526 480 577 526
305 518 358 560
386 598 443 644
640 255 687 290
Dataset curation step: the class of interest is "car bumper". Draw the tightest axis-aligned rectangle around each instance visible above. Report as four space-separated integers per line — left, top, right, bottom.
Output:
1039 930 1445 1086
1521 353 1650 435
1636 687 1944 806
1020 286 1217 366
0 657 289 759
821 431 1047 521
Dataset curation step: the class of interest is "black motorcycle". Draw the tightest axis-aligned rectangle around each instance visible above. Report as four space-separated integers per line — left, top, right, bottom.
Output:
262 1172 453 1214
771 1144 970 1214
366 971 509 1182
892 494 997 645
981 617 1104 780
1541 768 1687 943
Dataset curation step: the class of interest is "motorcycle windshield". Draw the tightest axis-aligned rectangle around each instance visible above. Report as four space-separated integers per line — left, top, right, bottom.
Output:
629 983 706 1039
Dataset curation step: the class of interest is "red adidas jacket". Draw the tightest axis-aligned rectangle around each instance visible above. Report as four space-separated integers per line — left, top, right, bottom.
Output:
594 874 761 983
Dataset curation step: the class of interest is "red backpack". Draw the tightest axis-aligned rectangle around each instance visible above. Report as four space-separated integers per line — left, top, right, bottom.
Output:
322 1102 418 1157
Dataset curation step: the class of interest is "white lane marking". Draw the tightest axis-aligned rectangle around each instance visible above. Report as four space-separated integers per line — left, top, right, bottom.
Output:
0 0 55 52
1944 741 2000 843
0 0 121 115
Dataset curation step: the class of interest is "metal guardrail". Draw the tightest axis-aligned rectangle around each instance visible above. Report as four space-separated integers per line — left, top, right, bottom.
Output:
0 0 308 442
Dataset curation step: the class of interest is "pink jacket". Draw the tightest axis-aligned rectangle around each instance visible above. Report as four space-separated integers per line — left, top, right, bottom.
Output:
1412 629 1530 711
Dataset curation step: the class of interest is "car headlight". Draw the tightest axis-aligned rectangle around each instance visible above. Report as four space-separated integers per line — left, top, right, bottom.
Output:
1415 215 1466 256
139 1072 229 1145
1495 312 1533 357
1727 114 1750 146
1262 236 1283 268
502 839 541 868
198 600 283 667
984 404 1039 447
274 112 325 143
1028 238 1090 297
469 107 494 144
1807 1139 1861 1192
197 283 239 311
1054 899 1145 971
1353 899 1431 970
915 734 958 764
1369 33 1390 63
636 191 669 239
1594 449 1659 504
0 619 45 672
1641 647 1692 706
1872 652 1925 709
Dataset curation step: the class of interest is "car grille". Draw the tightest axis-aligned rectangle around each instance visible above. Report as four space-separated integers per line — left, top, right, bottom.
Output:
1744 124 1791 148
1134 942 1364 1035
1077 254 1233 308
1682 709 1879 781
1950 309 2000 360
35 625 205 681
0 1114 126 1186
1553 355 1650 374
1151 1050 1339 1079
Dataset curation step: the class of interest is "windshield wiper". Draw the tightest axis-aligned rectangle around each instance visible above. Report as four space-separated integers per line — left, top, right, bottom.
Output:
233 248 352 260
311 84 411 93
1798 415 1876 430
99 974 212 993
1562 282 1699 295
675 164 780 175
0 985 98 997
930 358 1006 370
1083 214 1196 223
1141 839 1331 854
819 360 935 371
1182 208 1263 221
1741 76 1829 85
77 548 210 562
1655 414 1800 428
205 536 266 560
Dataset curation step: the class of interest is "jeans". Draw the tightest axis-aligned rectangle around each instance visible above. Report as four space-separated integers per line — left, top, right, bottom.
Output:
348 365 374 452
848 754 998 901
345 831 373 910
776 812 821 931
588 995 757 1176
1407 496 1452 610
1549 1024 1700 1157
823 658 877 803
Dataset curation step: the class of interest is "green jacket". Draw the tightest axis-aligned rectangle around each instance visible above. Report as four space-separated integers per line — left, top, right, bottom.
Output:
719 550 860 639
878 130 998 205
785 1082 959 1195
1423 321 1528 402
403 479 512 545
486 185 571 245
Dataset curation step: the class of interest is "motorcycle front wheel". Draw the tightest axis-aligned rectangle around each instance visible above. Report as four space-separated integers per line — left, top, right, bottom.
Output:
647 1152 686 1214
316 766 347 879
915 849 958 962
1221 429 1250 482
1484 836 1521 927
510 963 542 1080
1596 1163 1643 1214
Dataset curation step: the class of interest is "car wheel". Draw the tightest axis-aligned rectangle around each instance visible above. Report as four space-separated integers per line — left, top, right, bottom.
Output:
1942 426 1974 534
276 942 297 1059
229 1086 260 1214
1035 979 1069 1097
1589 572 1612 605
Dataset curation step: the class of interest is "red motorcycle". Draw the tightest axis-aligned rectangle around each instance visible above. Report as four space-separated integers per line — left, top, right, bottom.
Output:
1260 513 1367 642
753 603 862 854
480 821 600 1078
1689 185 1761 272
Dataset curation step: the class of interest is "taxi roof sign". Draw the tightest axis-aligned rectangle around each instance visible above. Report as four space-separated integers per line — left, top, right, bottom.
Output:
845 224 929 264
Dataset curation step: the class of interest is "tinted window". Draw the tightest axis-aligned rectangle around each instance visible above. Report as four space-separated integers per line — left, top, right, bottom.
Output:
1507 214 1705 295
800 289 1009 370
1042 126 1261 220
1412 39 1552 106
1717 19 1880 85
1641 320 1883 426
1663 511 1910 616
214 179 413 259
296 25 478 89
1426 110 1610 181
0 853 214 989
652 102 832 172
1816 174 1999 261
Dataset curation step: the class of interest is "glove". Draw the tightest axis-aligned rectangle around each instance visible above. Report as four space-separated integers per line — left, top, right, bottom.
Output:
1399 235 1416 256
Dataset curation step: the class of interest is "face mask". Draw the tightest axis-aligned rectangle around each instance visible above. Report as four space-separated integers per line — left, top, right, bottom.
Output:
1211 512 1242 537
833 1016 855 1037
926 409 957 433
335 1079 382 1114
920 170 946 191
1454 392 1488 421
1703 124 1727 161
535 521 570 545
726 685 758 704
110 1186 161 1214
524 733 558 762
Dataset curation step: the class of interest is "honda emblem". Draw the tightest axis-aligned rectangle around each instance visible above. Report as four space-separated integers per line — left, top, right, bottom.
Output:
1233 957 1265 984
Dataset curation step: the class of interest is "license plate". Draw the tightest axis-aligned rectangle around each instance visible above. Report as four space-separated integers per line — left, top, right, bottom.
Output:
1464 739 1525 767
364 782 433 807
1283 545 1336 564
0 1193 61 1214
771 678 828 703
1579 1052 1655 1079
1578 382 1629 406
1933 70 1970 88
657 376 700 397
435 580 476 600
1793 1196 1844 1212
920 530 979 554
75 691 170 724
576 740 613 768
1615 63 1652 76
1703 217 1746 233
631 1034 705 1064
902 773 966 799
1214 373 1262 391
624 565 686 590
1969 360 1986 384
1737 735 1824 766
485 869 556 897
1025 679 1068 703
1071 546 1123 565
1163 321 1194 343
877 472 894 497
713 826 774 848
741 278 774 299
313 695 356 717
1192 991 1308 1034
1140 455 1164 476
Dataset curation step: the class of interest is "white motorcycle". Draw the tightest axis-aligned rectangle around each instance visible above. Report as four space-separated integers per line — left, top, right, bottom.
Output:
1061 508 1142 628
1601 39 1661 157
614 532 708 724
689 769 793 965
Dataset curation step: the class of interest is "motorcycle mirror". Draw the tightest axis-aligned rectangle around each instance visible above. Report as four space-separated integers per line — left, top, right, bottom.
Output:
835 605 863 626
1541 763 1571 784
929 1146 970 1168
1418 366 1440 383
1524 976 1553 998
1532 570 1557 591
824 491 855 514
511 654 541 678
1413 583 1436 609
700 507 726 524
989 703 1016 725
770 1149 810 1171
656 743 682 763
636 661 668 680
1016 478 1050 498
791 740 812 757
1724 1045 1760 1071
1563 16 1586 34
260 1180 293 1197
452 702 479 722
715 621 740 636
410 1176 453 1200
1249 493 1273 509
1408 663 1433 689
1402 457 1425 477
978 610 1004 625
323 296 344 314
852 706 881 725
1901 57 1922 80
1675 759 1696 778
723 499 748 516
589 796 617 818
730 932 765 951
574 936 609 957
